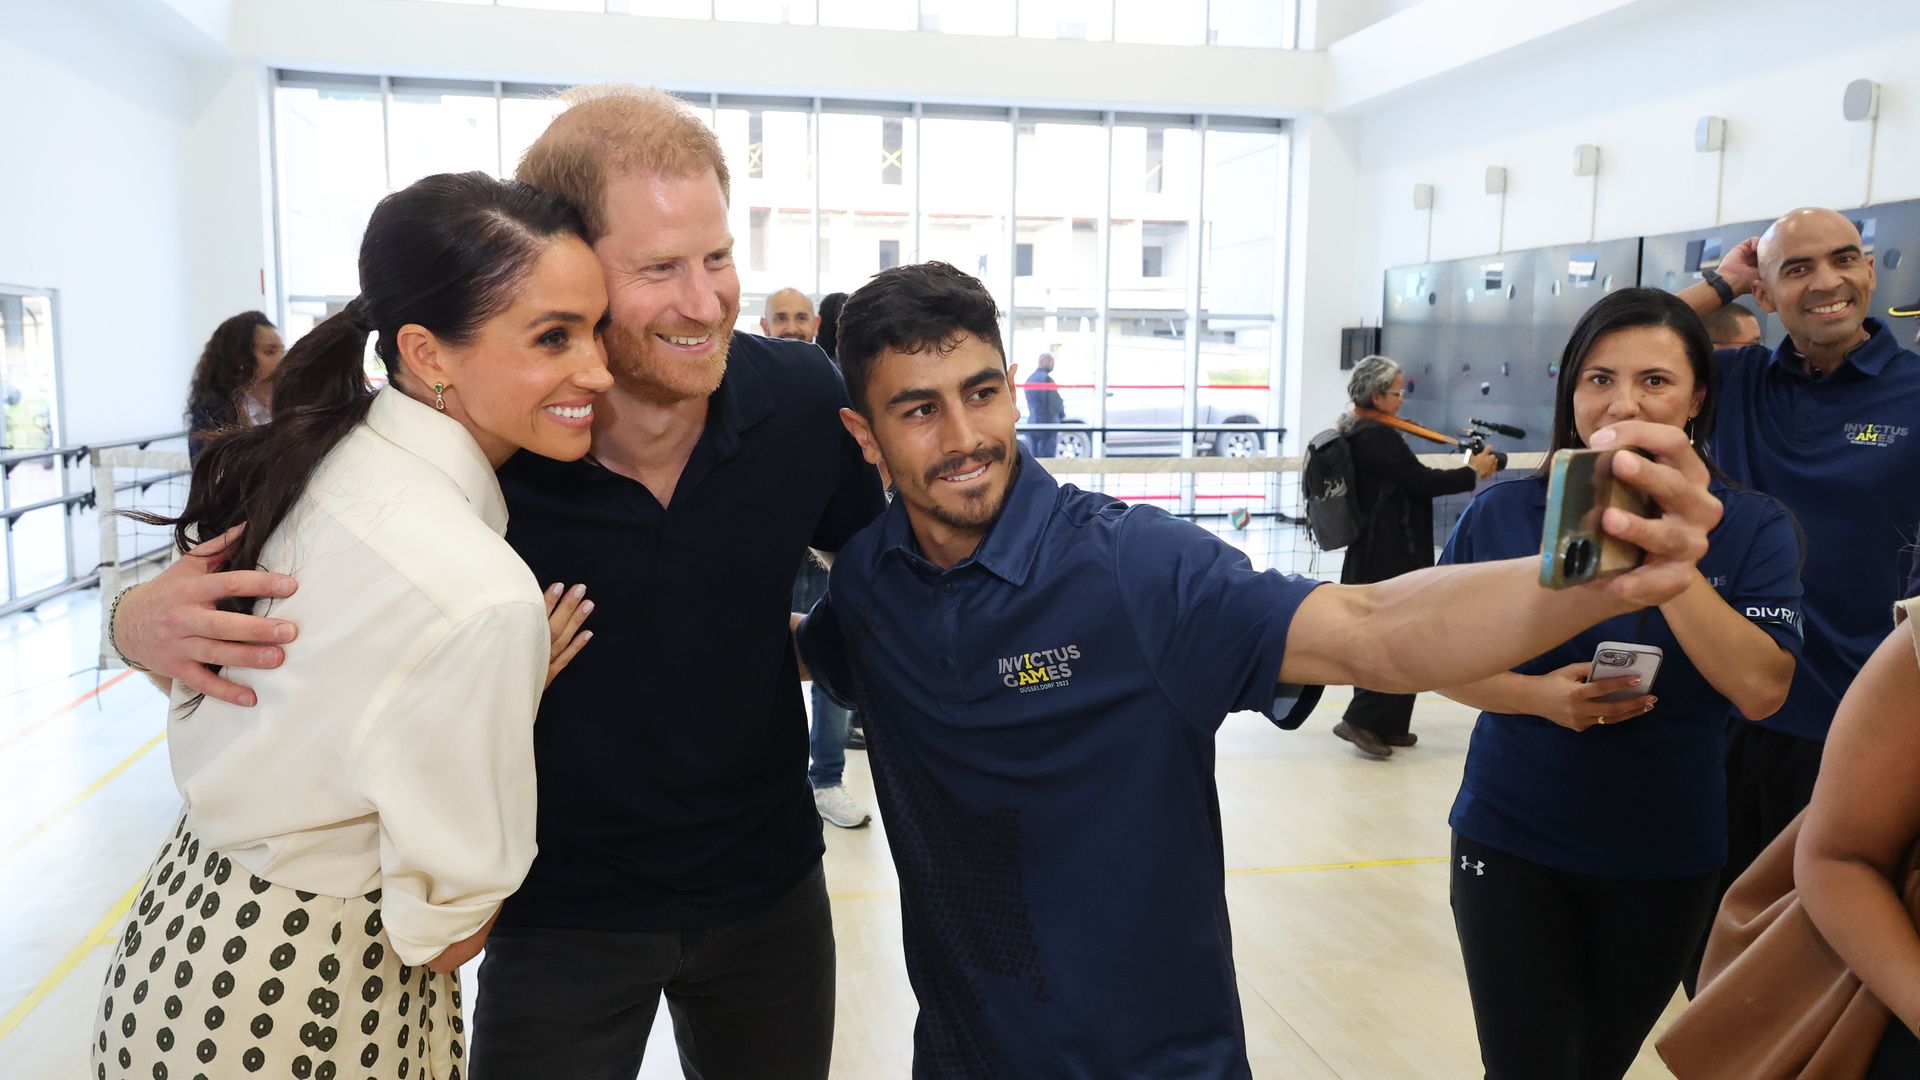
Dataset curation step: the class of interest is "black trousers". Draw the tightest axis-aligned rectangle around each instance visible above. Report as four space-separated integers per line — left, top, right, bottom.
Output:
1871 1021 1920 1078
1344 687 1415 738
1682 721 1826 997
470 863 836 1080
1451 833 1720 1080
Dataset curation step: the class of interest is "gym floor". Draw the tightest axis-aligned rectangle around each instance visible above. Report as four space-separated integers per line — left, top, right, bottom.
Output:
0 589 1682 1078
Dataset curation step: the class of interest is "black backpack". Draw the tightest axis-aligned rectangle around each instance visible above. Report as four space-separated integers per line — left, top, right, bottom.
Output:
1303 428 1365 551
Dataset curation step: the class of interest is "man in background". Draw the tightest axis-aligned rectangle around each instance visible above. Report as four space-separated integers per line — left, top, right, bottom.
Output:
1701 301 1763 348
1023 348 1065 457
1679 207 1920 993
762 286 817 342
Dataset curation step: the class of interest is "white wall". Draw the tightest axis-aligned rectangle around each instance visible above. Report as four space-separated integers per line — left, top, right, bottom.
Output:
1350 0 1920 313
0 2 273 443
1283 0 1920 442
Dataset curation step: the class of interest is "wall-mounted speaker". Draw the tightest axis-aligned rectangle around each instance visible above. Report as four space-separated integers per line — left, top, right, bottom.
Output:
1695 116 1727 153
1485 167 1508 195
1844 79 1882 122
1413 183 1434 211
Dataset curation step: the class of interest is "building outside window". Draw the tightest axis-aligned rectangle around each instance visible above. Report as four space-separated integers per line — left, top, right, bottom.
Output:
271 72 1289 460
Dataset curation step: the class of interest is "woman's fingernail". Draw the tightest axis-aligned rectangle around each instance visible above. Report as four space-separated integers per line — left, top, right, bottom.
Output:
1591 428 1618 447
570 584 587 599
276 624 295 642
581 601 595 614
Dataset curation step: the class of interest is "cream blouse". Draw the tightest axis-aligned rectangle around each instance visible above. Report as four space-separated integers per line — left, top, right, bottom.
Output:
168 388 547 965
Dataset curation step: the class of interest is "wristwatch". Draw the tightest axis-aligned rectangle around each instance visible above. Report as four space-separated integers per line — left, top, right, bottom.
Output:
1702 268 1737 305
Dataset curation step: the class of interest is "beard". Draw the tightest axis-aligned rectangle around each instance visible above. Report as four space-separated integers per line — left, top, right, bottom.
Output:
606 317 733 404
907 443 1015 533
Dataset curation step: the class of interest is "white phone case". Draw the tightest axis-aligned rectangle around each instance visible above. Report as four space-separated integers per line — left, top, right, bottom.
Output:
1589 641 1663 703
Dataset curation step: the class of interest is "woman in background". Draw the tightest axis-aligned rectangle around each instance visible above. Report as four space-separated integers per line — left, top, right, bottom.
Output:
186 311 284 462
1331 354 1497 758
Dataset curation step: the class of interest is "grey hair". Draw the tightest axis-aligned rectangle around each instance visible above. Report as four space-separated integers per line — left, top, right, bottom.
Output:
1339 355 1402 432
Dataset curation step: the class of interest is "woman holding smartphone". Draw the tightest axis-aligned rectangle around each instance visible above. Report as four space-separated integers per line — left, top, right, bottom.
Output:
92 171 610 1079
1436 288 1804 1080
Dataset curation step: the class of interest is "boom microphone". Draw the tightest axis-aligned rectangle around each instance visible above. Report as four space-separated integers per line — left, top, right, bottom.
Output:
1469 418 1527 439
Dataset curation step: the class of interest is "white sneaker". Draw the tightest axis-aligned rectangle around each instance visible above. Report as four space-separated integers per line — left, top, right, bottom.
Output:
813 785 872 829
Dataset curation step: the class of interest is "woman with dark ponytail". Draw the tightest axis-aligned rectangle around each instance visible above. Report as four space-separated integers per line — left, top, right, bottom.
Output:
185 310 284 462
93 171 613 1079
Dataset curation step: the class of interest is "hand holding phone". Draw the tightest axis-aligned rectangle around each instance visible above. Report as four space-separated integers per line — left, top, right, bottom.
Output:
1528 659 1656 732
1588 641 1663 703
1562 422 1722 609
1540 448 1655 589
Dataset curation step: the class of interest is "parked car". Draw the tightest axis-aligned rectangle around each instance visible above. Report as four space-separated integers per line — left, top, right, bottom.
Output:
1021 397 1266 458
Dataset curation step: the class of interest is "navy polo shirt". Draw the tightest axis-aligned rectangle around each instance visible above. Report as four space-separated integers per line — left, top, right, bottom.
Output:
494 333 885 930
1711 318 1920 742
1440 476 1805 878
798 450 1323 1079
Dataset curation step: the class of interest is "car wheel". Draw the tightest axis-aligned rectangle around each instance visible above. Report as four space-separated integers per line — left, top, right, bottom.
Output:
1218 431 1261 458
1055 431 1091 459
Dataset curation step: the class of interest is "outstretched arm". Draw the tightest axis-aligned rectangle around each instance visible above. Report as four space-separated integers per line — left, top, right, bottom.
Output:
1280 421 1719 692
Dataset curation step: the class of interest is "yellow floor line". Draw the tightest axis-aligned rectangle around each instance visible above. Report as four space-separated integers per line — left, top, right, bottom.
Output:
0 878 141 1044
827 855 1447 902
0 729 166 864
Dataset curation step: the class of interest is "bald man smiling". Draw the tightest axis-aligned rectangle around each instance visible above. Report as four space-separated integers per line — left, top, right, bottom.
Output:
762 287 818 342
1679 207 1920 993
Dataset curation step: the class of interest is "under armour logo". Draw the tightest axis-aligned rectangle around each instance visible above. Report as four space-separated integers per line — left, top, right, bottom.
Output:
1460 857 1485 877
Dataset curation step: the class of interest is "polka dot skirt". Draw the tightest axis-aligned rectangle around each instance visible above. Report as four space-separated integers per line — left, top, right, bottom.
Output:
92 809 465 1079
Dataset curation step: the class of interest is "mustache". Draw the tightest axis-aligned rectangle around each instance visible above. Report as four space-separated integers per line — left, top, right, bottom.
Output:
924 443 1007 487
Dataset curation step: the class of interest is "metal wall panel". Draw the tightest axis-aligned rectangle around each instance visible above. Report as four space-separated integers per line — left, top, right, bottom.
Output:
1640 216 1779 347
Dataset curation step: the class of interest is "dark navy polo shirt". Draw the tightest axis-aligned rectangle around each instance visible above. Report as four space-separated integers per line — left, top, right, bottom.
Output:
798 450 1323 1079
1440 476 1805 878
494 333 885 930
1711 318 1920 742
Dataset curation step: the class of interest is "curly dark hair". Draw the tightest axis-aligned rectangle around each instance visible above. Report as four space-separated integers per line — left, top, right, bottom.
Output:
186 311 276 437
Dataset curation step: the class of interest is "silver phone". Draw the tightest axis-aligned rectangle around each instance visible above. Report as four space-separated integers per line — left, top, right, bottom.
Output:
1588 641 1663 702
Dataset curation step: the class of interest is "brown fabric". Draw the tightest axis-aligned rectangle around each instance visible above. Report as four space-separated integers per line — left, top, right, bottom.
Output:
1658 809 1920 1079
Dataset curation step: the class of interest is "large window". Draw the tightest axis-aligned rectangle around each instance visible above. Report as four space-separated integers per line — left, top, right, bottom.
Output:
0 286 69 606
421 0 1299 46
272 73 1289 456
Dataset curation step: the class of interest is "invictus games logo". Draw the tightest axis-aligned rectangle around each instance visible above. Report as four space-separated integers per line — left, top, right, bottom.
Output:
998 646 1082 694
1845 422 1908 448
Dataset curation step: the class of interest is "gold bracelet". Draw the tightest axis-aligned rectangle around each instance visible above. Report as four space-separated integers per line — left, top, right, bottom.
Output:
107 585 151 673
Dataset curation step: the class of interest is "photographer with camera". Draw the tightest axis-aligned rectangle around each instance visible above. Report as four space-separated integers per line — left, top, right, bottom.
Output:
1330 355 1498 758
1434 290 1803 1080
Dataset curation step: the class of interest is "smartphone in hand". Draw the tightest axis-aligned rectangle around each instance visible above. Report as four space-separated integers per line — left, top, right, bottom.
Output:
1589 641 1663 702
1540 448 1654 589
